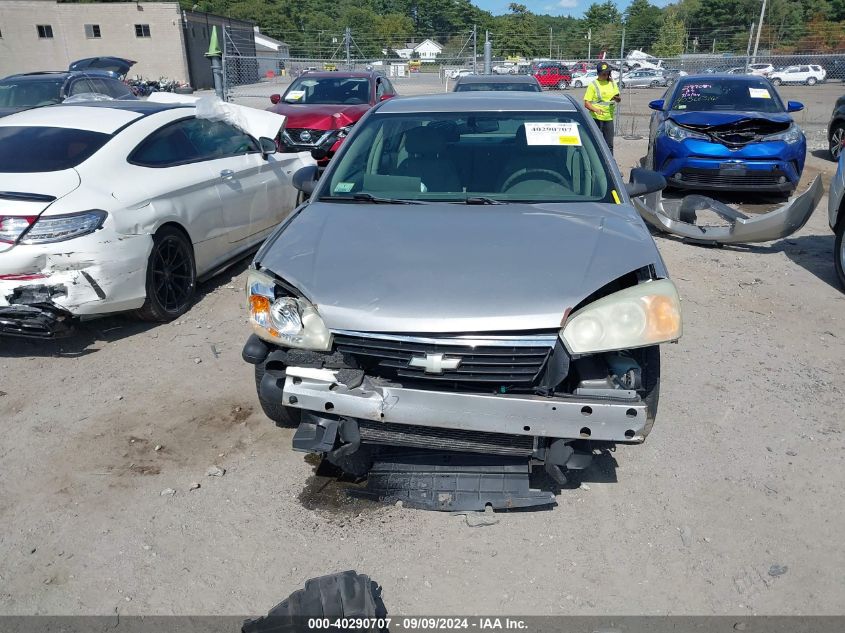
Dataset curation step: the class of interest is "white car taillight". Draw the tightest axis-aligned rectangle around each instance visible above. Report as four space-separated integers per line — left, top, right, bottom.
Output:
0 216 37 243
19 211 107 245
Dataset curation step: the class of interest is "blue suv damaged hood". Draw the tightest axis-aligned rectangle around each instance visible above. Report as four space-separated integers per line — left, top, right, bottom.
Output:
256 201 667 333
668 110 793 127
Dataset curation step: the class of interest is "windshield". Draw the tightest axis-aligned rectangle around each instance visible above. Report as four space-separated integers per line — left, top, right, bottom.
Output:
324 110 613 203
670 79 784 113
0 126 110 172
0 79 64 108
282 77 370 104
454 82 540 92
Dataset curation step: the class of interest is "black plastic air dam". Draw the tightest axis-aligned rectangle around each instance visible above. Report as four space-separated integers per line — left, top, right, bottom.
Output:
349 448 555 511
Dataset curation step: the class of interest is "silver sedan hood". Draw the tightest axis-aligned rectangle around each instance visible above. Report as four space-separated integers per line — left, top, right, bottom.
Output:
256 201 666 333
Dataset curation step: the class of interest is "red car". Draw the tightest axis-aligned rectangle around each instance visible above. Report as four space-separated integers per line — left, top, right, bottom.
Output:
532 65 572 90
268 71 397 163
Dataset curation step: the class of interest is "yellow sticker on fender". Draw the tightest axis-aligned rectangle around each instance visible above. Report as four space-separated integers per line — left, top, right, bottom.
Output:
525 122 582 146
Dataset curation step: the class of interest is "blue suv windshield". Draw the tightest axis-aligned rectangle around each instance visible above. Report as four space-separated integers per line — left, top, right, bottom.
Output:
670 79 785 113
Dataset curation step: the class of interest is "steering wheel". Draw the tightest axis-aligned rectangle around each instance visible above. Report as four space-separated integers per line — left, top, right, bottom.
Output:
501 168 568 192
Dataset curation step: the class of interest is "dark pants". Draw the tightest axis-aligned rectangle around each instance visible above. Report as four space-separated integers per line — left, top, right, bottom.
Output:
594 118 614 154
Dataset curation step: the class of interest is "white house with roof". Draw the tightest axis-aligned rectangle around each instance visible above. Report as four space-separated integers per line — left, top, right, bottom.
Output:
395 39 443 62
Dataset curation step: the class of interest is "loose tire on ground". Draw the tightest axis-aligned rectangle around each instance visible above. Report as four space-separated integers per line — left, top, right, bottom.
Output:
242 571 388 633
136 226 196 322
254 362 302 427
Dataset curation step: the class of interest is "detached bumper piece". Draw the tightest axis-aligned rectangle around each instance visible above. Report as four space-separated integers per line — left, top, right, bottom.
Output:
633 175 823 245
0 303 74 338
349 449 555 512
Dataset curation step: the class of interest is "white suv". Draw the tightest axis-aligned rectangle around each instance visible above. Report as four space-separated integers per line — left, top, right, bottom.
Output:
748 63 774 76
770 65 826 85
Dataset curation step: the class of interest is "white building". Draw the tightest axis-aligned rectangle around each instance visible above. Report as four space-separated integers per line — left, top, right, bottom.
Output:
395 39 443 62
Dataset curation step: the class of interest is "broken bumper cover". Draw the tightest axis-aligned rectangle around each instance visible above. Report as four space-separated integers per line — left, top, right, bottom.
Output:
633 174 822 244
280 366 651 444
0 229 152 335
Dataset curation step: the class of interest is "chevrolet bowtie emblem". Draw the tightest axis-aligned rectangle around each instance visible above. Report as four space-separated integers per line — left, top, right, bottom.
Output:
408 353 461 374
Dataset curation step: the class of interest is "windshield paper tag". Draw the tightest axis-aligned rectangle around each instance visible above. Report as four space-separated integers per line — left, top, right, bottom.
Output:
285 90 305 101
749 87 771 99
334 182 354 193
525 122 582 146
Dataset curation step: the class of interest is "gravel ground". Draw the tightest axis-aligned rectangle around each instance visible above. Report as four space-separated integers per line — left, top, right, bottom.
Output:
1 120 844 616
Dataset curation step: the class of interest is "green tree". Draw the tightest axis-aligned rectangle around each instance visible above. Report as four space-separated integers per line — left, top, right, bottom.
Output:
652 8 686 57
623 0 663 54
583 2 623 57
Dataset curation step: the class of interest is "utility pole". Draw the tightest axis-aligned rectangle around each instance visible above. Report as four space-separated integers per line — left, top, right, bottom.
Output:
586 28 591 60
473 25 477 74
344 27 351 70
751 0 767 63
484 31 492 74
620 27 625 62
745 22 755 71
550 27 553 59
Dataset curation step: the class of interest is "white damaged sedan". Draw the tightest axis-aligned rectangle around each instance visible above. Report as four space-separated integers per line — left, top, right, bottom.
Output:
0 97 313 336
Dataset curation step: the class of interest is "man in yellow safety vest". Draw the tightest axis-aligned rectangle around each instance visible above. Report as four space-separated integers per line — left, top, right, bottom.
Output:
583 61 621 155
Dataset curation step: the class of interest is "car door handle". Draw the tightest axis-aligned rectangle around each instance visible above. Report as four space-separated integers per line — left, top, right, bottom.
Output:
220 169 235 180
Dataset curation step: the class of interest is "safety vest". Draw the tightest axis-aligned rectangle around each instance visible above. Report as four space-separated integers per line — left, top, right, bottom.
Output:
588 79 618 122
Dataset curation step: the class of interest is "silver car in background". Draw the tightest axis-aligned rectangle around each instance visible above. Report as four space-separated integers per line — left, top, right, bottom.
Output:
242 93 682 508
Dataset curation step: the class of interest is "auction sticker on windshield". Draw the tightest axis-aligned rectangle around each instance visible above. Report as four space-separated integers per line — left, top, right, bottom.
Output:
749 87 771 99
285 90 306 102
525 122 582 146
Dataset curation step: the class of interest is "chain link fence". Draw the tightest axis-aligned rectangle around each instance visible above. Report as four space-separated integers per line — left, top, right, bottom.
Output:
220 42 843 149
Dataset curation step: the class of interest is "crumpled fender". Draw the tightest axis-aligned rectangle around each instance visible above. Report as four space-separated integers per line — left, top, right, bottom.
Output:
632 175 823 244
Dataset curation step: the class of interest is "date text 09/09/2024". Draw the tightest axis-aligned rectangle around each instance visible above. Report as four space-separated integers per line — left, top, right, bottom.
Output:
307 618 529 630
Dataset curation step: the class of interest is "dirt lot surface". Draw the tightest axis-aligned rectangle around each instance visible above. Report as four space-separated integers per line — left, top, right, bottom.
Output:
2 128 845 616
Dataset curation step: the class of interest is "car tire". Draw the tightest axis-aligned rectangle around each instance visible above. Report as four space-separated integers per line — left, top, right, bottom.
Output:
574 80 582 88
242 571 387 633
649 80 659 88
136 226 196 322
835 219 845 291
557 80 569 90
772 78 782 85
830 123 845 160
254 362 302 428
807 77 817 86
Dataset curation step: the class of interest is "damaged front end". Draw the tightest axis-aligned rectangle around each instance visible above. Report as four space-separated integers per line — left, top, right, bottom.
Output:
633 175 823 245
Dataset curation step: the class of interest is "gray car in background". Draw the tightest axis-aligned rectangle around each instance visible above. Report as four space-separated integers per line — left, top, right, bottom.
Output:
452 74 542 92
621 69 668 88
242 93 682 509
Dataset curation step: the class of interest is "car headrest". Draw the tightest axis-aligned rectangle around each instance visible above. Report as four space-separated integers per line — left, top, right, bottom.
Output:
405 126 448 155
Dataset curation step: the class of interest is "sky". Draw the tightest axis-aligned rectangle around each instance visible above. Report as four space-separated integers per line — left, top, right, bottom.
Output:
472 0 672 19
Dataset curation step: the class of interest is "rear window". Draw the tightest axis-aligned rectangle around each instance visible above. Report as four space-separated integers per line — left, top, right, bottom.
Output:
0 78 64 108
455 82 541 92
0 126 110 172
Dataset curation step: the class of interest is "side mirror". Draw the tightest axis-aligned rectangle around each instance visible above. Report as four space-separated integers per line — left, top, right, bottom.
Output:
270 94 281 105
626 168 666 198
379 93 393 102
259 137 277 158
648 99 665 111
292 165 319 195
786 100 803 112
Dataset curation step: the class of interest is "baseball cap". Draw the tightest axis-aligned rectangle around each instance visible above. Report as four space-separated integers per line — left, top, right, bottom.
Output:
597 62 611 73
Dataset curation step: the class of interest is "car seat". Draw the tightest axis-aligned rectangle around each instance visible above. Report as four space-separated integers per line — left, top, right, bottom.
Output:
498 124 572 194
396 126 460 192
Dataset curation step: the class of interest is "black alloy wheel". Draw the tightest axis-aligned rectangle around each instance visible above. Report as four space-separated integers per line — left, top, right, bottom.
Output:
136 227 197 322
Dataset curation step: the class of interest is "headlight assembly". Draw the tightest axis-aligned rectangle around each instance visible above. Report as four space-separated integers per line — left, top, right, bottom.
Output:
246 269 331 350
764 124 803 144
561 279 682 354
663 119 708 142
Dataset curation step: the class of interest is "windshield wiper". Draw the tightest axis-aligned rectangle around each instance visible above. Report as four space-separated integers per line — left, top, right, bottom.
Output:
351 193 422 205
464 197 505 205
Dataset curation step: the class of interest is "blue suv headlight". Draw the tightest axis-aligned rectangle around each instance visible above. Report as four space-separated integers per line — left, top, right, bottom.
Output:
764 124 803 144
663 119 709 142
